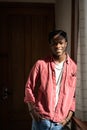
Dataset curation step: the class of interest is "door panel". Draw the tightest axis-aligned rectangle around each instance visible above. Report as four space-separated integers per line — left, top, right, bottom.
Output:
32 15 49 64
9 15 25 110
0 14 9 130
0 3 55 130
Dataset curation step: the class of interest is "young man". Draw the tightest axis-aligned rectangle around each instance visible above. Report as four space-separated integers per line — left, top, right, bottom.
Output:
24 30 77 130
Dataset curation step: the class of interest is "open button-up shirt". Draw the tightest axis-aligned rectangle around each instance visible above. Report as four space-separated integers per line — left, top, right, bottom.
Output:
24 54 77 122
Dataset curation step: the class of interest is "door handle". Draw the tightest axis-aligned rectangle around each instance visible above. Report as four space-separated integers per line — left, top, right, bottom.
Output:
2 87 8 100
1 87 12 100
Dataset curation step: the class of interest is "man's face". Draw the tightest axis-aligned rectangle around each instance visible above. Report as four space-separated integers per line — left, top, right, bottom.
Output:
50 34 67 57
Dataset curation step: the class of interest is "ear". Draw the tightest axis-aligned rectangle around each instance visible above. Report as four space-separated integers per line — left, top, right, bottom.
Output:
65 42 68 47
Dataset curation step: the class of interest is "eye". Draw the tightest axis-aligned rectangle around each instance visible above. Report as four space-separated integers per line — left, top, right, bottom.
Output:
59 41 63 44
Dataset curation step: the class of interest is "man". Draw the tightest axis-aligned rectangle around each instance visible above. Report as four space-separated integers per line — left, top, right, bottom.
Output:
24 29 77 130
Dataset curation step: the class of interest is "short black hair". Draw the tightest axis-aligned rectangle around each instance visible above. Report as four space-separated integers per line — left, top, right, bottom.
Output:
48 29 68 44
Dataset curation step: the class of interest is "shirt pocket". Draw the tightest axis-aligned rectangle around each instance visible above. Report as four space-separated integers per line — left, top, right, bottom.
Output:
68 72 76 87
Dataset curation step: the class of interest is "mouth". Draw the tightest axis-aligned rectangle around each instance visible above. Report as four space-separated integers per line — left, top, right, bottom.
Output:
56 49 62 52
55 49 63 55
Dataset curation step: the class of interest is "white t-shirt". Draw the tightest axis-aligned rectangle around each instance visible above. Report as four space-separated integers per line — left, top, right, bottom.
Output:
55 61 64 108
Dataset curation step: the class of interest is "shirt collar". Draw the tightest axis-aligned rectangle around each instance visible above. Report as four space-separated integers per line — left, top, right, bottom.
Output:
50 53 70 64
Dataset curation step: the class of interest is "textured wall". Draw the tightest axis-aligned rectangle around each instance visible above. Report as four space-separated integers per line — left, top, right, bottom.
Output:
76 0 87 120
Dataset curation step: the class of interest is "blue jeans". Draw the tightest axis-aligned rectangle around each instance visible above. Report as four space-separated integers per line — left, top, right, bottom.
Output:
32 119 64 130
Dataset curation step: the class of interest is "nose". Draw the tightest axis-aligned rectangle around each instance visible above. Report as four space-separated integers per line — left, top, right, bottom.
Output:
55 42 61 47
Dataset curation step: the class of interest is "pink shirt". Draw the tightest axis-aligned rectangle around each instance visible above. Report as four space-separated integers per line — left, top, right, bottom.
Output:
24 54 77 122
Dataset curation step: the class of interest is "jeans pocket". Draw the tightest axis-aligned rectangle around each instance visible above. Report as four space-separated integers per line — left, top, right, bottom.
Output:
40 119 51 129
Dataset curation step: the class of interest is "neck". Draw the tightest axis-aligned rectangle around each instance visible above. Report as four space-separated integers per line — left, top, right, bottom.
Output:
53 53 66 64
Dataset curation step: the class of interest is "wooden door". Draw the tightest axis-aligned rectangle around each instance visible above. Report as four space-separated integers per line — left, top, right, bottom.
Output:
0 13 9 130
0 3 55 130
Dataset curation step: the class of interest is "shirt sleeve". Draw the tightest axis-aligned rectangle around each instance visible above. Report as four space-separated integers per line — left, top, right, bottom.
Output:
70 70 77 112
24 61 40 104
70 94 76 112
70 66 77 112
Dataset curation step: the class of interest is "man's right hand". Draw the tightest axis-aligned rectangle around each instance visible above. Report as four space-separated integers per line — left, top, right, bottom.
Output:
28 102 41 121
30 109 41 121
